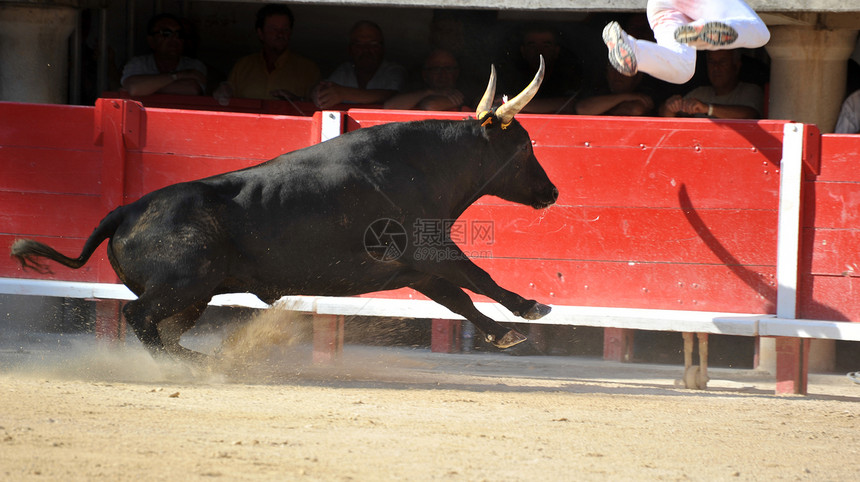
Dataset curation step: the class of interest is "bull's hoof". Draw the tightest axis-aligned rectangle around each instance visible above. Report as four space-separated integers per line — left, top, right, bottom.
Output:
490 330 527 349
522 302 552 320
169 347 212 367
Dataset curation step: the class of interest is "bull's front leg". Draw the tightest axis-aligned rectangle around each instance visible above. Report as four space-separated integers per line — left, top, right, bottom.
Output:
414 249 551 321
413 277 527 349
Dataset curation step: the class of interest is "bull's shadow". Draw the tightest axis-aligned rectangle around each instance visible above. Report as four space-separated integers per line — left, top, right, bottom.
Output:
678 184 846 321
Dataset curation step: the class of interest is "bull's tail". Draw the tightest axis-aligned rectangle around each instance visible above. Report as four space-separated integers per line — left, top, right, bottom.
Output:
11 206 126 274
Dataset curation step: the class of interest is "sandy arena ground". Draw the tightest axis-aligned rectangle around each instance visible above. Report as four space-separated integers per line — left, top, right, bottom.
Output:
1 311 859 481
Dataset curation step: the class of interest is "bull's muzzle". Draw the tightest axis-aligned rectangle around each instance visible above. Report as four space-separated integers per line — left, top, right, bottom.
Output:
533 185 559 209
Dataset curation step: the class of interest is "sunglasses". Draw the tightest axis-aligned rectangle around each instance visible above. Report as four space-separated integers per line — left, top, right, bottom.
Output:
151 29 184 39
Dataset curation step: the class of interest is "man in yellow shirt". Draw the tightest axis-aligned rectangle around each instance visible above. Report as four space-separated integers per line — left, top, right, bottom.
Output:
214 4 320 104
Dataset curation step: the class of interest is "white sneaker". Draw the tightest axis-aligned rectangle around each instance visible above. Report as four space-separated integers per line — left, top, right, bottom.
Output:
675 21 738 49
602 21 638 77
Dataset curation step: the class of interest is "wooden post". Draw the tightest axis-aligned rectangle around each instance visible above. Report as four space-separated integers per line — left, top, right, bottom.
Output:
312 314 344 364
603 327 634 362
775 337 810 395
431 319 461 353
94 299 124 342
94 99 137 285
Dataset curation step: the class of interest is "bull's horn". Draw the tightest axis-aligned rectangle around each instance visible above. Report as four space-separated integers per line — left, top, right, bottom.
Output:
475 65 496 120
495 55 545 126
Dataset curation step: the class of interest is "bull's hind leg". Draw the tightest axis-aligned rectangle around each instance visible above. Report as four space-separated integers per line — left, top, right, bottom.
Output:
156 301 210 364
415 249 551 321
122 298 165 356
414 277 526 349
123 289 212 363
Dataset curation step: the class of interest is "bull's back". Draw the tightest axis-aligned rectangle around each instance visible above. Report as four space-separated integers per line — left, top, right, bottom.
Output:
193 151 413 292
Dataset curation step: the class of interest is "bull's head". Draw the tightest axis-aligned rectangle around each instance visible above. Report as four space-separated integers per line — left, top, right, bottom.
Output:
474 56 558 209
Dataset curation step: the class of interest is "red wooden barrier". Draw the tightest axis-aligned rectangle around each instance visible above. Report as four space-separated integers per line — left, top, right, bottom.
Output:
346 110 786 315
3 101 859 395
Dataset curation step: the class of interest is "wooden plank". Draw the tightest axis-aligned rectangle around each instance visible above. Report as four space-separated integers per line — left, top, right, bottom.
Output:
345 256 775 312
804 181 860 229
798 274 860 321
0 148 102 195
0 192 105 238
123 152 265 201
818 134 860 181
462 257 775 313
539 146 779 210
457 204 777 265
519 116 786 152
137 108 317 159
101 92 321 117
0 103 94 150
345 111 786 153
803 228 860 277
344 109 466 131
351 259 776 315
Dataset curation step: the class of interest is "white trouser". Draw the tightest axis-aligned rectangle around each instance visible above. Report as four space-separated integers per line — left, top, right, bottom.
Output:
632 0 771 84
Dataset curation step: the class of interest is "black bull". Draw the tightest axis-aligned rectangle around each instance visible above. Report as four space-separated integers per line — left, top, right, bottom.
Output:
11 61 558 361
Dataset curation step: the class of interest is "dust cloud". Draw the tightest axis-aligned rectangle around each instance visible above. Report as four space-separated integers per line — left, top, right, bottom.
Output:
1 305 434 386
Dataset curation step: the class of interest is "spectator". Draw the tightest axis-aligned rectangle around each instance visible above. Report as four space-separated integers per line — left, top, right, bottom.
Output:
312 21 406 109
384 49 465 111
602 0 770 84
498 23 581 114
659 50 763 119
213 4 320 104
121 13 207 96
427 9 498 106
834 89 860 134
575 62 655 116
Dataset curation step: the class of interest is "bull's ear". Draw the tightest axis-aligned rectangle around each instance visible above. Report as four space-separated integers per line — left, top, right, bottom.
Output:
494 55 544 127
475 65 496 121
